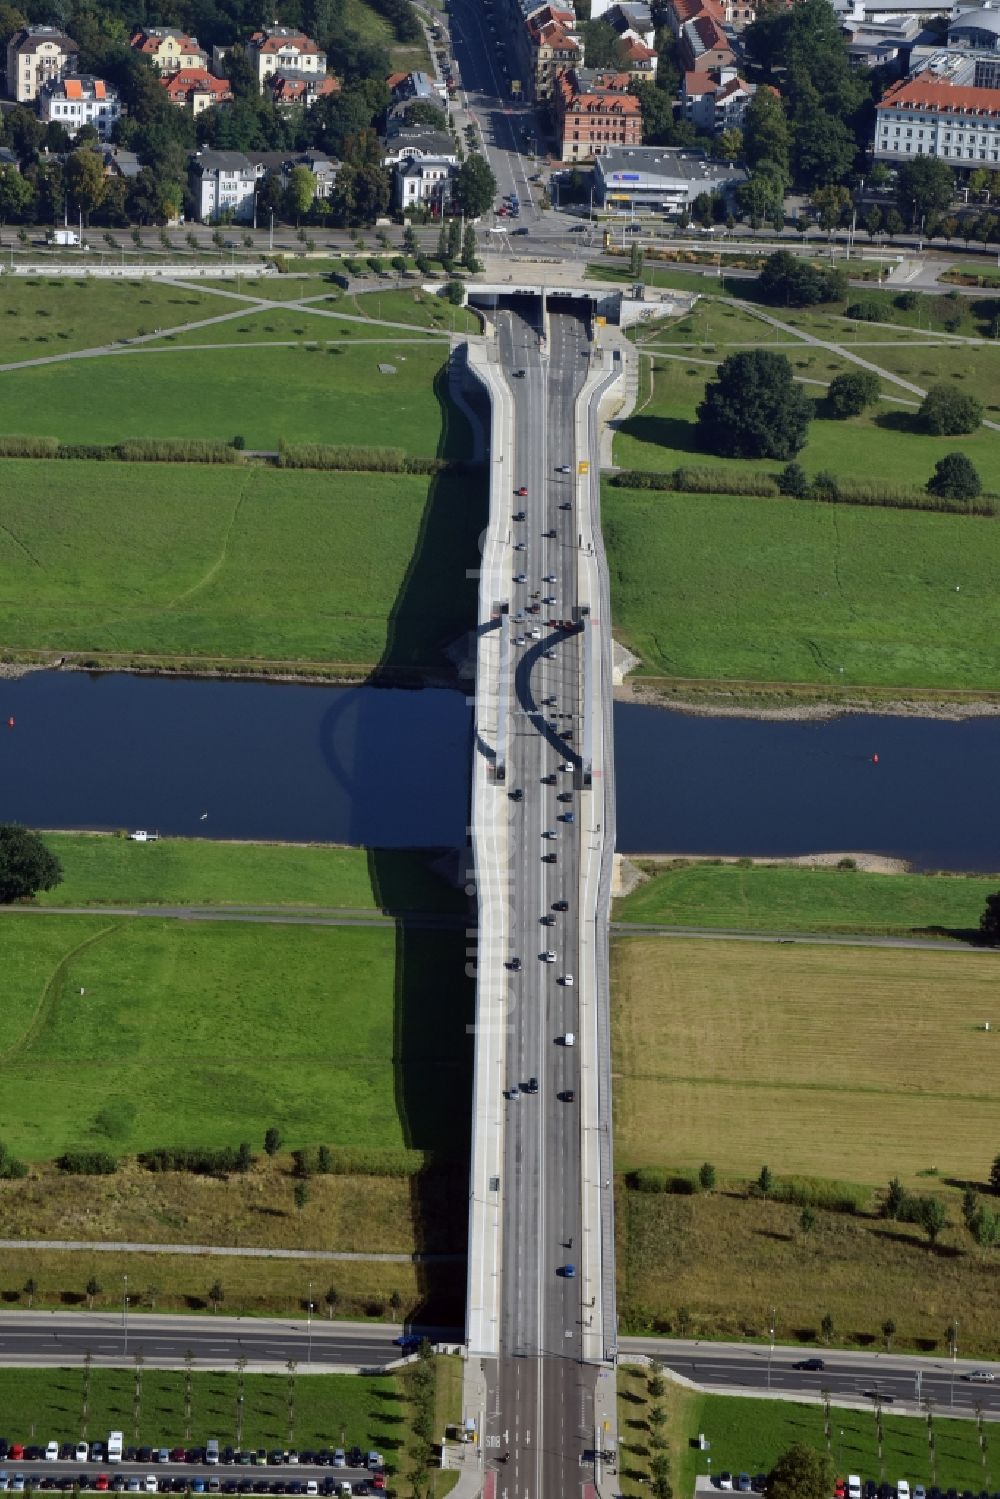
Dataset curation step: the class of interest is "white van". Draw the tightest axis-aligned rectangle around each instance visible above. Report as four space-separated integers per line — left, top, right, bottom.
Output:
107 1432 124 1464
848 1476 862 1499
563 1033 575 1047
206 1441 220 1466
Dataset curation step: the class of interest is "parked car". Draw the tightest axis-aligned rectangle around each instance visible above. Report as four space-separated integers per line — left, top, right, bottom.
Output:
719 1474 734 1491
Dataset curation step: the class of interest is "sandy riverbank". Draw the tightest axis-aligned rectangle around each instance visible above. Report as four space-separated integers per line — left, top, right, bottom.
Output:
613 675 1000 722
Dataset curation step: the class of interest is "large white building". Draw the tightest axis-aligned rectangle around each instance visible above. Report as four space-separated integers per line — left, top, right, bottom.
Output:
6 25 77 102
39 74 121 138
874 6 1000 163
594 145 747 212
246 27 326 91
189 149 257 222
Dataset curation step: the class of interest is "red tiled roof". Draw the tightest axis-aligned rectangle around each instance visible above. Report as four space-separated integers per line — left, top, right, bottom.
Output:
691 13 730 49
879 75 1000 113
250 30 322 53
163 67 232 99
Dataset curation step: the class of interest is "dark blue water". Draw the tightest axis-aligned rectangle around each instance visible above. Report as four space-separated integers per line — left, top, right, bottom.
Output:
0 672 473 847
0 672 996 870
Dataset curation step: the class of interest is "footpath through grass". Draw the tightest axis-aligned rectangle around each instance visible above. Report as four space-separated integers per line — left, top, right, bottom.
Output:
0 279 233 361
33 834 462 915
0 463 482 670
614 861 996 937
616 1369 997 1498
603 484 1000 689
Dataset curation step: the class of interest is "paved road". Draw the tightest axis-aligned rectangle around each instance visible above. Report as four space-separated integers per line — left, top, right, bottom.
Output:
0 1314 411 1370
621 1338 1000 1419
0 906 460 930
609 923 981 951
0 1239 461 1265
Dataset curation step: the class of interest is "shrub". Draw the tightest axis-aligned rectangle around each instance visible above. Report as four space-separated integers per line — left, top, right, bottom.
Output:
232 434 246 451
777 461 809 497
611 467 779 496
826 371 881 418
927 451 982 500
277 440 445 474
767 1175 870 1215
919 384 983 435
894 291 918 311
0 1140 28 1180
757 251 848 307
628 1167 699 1194
845 300 886 322
445 279 465 305
56 1150 118 1175
139 1145 254 1176
811 470 840 501
696 350 813 460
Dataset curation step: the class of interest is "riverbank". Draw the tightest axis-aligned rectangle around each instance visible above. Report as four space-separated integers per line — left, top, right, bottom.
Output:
613 671 1000 721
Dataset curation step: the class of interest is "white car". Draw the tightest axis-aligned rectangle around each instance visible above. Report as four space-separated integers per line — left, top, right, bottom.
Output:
542 829 556 839
76 1446 89 1464
306 1485 319 1497
962 1369 996 1382
45 1444 59 1463
529 628 541 639
513 572 527 584
556 464 571 473
542 950 556 962
896 1483 910 1499
145 1479 158 1493
542 573 557 583
560 974 574 986
847 1479 862 1499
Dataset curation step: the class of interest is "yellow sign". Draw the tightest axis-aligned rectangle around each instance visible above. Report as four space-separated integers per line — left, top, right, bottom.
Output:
511 78 521 93
578 460 590 474
595 315 606 326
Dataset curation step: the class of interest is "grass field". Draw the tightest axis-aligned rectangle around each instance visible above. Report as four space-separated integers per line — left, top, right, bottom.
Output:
32 835 462 915
0 462 482 669
602 484 1000 687
341 289 480 333
614 861 998 937
0 914 472 1161
0 1365 401 1455
616 1370 998 1498
164 315 433 347
0 342 462 453
617 1190 1000 1355
614 359 1000 490
611 935 1000 1183
0 280 233 360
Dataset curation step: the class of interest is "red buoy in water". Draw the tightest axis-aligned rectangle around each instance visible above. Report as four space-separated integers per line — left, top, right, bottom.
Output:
6 716 13 729
872 752 879 765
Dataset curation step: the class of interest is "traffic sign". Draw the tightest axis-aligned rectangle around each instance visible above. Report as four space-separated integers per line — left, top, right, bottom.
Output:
578 460 590 474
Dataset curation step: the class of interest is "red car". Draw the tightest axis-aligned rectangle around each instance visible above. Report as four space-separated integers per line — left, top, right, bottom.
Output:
170 1450 187 1464
515 486 528 497
835 1483 847 1499
96 1475 110 1492
372 1476 385 1492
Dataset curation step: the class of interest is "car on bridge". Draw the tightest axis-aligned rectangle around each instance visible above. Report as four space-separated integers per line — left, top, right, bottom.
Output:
515 486 528 496
513 573 526 584
793 1358 825 1371
962 1370 995 1382
553 899 569 911
541 950 556 962
513 510 526 521
559 1264 576 1278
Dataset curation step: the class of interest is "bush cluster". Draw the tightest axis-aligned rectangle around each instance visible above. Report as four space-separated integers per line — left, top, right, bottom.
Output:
628 1167 700 1195
757 251 848 307
276 441 444 474
139 1144 254 1177
0 1140 27 1180
612 468 779 497
56 1150 118 1175
0 436 241 464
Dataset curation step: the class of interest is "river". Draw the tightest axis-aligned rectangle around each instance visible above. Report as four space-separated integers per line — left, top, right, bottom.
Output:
0 672 996 871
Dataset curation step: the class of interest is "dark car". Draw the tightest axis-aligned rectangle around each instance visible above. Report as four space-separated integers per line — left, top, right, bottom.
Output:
553 899 569 911
270 1456 285 1469
513 510 526 522
253 1485 270 1495
560 1089 576 1102
512 227 529 236
0 1443 8 1462
510 788 523 802
222 1450 235 1466
866 1483 879 1499
138 1450 153 1466
542 852 556 863
222 1483 238 1494
793 1358 825 1371
170 1480 187 1493
27 1447 45 1462
237 1483 253 1494
347 1451 364 1471
187 1451 205 1466
525 1076 539 1093
126 1448 139 1464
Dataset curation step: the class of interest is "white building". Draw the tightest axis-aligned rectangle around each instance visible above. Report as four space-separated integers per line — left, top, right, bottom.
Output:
39 75 121 138
189 149 257 222
6 25 78 103
246 27 327 92
395 154 456 210
876 73 1000 161
682 66 760 131
594 145 747 211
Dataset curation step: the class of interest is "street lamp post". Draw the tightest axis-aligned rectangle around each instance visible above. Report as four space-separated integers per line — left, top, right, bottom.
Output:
766 1308 776 1391
307 1282 314 1365
950 1322 959 1409
123 1274 129 1357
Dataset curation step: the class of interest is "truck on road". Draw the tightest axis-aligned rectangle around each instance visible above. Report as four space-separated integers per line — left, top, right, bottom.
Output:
49 228 81 246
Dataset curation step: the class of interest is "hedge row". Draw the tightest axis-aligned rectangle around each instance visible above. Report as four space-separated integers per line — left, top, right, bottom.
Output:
628 1167 871 1217
138 1144 254 1176
56 1150 118 1176
0 436 241 463
612 467 779 497
809 479 998 517
276 440 444 474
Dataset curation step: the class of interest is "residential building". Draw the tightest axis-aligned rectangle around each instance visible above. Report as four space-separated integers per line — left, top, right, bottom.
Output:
266 70 340 107
875 71 1000 163
593 1 656 46
553 67 642 160
129 27 208 73
163 67 232 114
383 123 458 166
6 25 78 103
618 36 659 80
246 27 326 92
189 148 257 221
680 10 736 70
39 75 121 138
843 13 923 72
594 144 747 211
387 68 448 109
522 4 583 101
682 66 762 131
394 153 456 211
665 0 752 37
248 149 340 199
101 146 141 181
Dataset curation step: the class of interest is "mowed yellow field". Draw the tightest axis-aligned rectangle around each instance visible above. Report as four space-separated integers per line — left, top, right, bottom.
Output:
612 938 1000 1185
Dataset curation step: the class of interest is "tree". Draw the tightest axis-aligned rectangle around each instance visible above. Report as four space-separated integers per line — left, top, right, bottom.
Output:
799 1206 816 1233
896 157 954 225
324 1285 340 1318
990 1152 1000 1193
757 1164 775 1196
284 165 315 225
919 385 982 436
23 1277 36 1308
918 1196 947 1245
0 825 62 904
927 452 982 501
778 462 809 497
716 128 744 162
882 1318 896 1351
263 1127 282 1156
631 80 678 145
743 87 791 180
447 216 462 261
883 208 904 240
208 1280 224 1312
85 1277 101 1310
697 352 812 461
403 102 447 130
884 1176 906 1219
0 165 33 224
765 1441 835 1499
453 154 497 219
826 371 880 418
445 279 465 306
461 222 479 272
810 183 852 234
698 1162 716 1191
820 1313 834 1344
757 250 846 307
63 149 106 222
580 18 624 67
293 1180 310 1212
